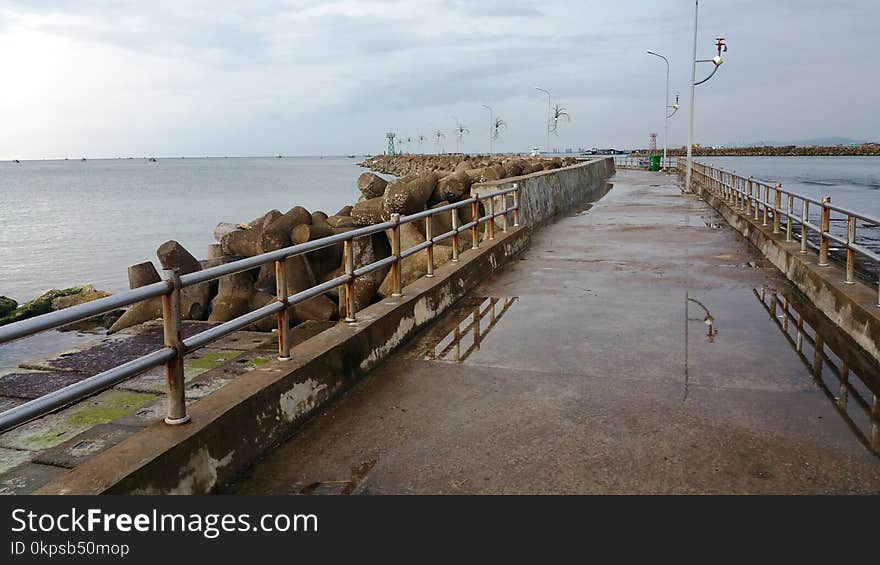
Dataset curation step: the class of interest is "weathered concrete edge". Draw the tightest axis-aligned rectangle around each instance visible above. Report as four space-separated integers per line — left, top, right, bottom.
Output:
35 227 530 494
699 188 880 365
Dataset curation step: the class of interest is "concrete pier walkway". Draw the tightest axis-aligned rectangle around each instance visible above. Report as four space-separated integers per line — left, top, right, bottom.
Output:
226 169 880 494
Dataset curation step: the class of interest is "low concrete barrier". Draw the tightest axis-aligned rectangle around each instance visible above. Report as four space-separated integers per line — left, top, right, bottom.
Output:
473 157 615 227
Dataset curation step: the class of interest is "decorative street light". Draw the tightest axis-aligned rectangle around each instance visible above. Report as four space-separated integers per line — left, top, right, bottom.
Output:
481 104 493 155
535 87 551 154
434 129 445 155
452 117 469 154
646 50 680 170
685 0 728 192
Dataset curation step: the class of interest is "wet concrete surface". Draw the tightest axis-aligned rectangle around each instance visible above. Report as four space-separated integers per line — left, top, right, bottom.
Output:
224 170 872 493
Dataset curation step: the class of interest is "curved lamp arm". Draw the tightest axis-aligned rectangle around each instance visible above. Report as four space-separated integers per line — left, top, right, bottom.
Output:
694 62 721 85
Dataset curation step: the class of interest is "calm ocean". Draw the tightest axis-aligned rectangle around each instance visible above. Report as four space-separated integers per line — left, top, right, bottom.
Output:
1 156 366 303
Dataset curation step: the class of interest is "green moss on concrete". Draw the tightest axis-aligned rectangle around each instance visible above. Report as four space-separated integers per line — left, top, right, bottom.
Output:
65 392 156 426
186 350 239 371
22 427 87 451
248 357 270 368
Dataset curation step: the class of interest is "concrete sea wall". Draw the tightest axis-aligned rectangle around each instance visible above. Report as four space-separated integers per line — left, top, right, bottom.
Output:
474 157 615 227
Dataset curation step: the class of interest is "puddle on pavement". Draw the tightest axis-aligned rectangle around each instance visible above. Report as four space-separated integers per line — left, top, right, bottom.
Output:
753 286 880 456
571 183 614 217
416 296 518 363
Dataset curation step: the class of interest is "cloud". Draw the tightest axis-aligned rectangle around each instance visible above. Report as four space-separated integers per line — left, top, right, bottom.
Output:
0 0 877 158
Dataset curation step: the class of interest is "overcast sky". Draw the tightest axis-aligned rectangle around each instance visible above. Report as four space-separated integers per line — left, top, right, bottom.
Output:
1 0 876 159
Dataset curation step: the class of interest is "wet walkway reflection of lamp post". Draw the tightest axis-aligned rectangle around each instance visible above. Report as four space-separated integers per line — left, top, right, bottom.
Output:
684 291 717 400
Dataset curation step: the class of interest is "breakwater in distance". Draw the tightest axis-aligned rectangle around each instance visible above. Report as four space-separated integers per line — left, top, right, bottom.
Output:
0 154 576 340
632 144 880 157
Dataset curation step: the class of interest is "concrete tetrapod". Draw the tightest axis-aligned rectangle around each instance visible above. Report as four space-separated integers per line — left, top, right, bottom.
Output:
377 222 452 298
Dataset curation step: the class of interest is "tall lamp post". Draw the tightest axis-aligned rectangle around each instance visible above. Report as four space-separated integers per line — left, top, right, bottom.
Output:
685 0 727 192
481 104 493 155
535 87 551 154
646 50 680 170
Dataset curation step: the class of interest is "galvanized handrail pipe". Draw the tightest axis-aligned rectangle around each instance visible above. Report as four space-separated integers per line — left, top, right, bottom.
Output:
0 184 521 433
0 282 171 344
691 160 880 307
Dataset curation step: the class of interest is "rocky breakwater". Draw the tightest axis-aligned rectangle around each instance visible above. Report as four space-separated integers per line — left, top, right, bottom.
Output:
633 144 880 157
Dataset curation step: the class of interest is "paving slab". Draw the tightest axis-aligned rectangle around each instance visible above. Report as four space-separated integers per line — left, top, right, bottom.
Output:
226 170 880 495
0 369 90 399
0 447 33 474
20 321 215 374
0 389 156 452
0 462 66 495
34 424 138 469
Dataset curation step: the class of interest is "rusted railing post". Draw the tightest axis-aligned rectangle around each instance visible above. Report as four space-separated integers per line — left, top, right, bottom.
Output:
785 193 793 242
762 185 770 227
772 185 782 234
818 196 831 266
471 199 480 249
512 183 520 227
390 213 403 296
451 209 460 262
487 197 496 240
275 259 291 361
161 268 189 425
343 239 356 321
425 216 435 277
845 215 855 284
800 201 809 253
500 194 509 233
751 178 759 221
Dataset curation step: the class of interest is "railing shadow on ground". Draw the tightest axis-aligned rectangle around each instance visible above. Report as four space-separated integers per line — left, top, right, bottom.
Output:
753 286 879 455
422 296 518 363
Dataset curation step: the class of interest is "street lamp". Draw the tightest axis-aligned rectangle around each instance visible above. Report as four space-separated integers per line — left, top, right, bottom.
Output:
685 0 728 192
481 104 493 155
535 87 551 154
646 50 680 170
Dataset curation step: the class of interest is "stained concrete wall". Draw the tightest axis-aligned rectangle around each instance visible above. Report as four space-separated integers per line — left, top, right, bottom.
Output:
473 157 615 227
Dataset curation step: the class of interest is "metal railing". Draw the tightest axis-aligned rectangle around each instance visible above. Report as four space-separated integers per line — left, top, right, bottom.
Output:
682 157 880 305
0 184 521 433
613 155 677 170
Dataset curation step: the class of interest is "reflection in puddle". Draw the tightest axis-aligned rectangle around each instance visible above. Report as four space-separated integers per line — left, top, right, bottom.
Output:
423 297 518 363
754 287 880 455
